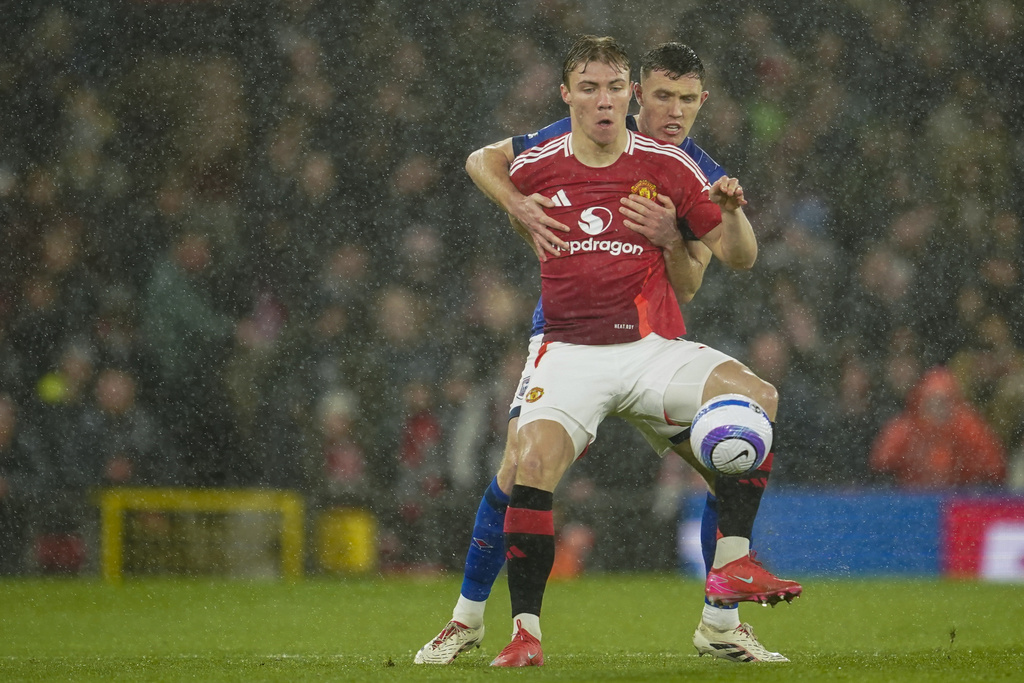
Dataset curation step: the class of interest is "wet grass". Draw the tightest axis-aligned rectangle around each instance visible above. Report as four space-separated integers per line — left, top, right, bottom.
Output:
1 574 1021 681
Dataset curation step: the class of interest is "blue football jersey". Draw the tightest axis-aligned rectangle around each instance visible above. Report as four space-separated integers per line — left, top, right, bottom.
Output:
514 115 728 337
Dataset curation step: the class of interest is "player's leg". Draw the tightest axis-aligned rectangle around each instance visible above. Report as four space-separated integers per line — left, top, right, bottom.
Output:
450 422 517 628
491 418 577 668
689 360 801 607
456 420 517 614
697 359 775 569
649 343 795 662
662 354 772 568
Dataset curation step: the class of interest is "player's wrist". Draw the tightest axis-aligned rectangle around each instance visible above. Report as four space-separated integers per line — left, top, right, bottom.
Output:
661 236 686 253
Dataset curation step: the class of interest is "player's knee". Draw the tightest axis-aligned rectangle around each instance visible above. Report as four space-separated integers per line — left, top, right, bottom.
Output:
513 423 576 491
703 362 778 420
724 377 777 421
514 448 552 489
749 379 778 419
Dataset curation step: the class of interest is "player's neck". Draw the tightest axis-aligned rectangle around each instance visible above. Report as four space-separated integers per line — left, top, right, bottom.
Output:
569 129 628 168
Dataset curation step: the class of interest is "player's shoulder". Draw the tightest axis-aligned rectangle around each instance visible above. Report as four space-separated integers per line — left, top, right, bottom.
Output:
631 131 700 166
513 118 572 156
510 132 570 173
630 132 711 188
679 138 727 182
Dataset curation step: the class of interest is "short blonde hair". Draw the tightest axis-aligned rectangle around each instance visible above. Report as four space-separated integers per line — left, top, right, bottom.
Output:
562 35 630 88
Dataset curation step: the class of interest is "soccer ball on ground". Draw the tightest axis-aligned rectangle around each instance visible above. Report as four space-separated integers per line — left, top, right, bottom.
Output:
689 394 773 476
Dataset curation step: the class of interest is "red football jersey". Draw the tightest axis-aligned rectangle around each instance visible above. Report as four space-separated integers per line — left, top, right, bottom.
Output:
509 130 722 345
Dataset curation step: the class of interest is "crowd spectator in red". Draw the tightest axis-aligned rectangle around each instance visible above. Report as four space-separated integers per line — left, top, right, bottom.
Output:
869 366 1006 488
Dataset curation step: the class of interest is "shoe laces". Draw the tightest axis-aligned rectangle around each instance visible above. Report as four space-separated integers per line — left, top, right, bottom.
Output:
737 622 757 638
512 619 538 644
432 621 466 647
743 551 772 577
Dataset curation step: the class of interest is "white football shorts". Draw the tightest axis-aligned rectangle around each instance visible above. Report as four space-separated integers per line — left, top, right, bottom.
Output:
516 334 733 458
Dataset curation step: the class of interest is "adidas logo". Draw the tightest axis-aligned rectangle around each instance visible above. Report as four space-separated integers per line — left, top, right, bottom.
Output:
551 189 571 207
506 546 527 560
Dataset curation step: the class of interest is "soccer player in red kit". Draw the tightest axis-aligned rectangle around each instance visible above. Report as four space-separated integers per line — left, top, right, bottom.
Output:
415 38 798 667
479 36 799 668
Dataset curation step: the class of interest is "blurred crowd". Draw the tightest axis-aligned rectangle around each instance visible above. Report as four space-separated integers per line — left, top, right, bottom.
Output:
1 0 1022 574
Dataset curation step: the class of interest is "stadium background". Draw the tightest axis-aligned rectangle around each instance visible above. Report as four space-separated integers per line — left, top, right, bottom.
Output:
0 0 1022 579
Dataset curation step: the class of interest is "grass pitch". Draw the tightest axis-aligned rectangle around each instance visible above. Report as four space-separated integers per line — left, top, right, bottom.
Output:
1 574 1022 681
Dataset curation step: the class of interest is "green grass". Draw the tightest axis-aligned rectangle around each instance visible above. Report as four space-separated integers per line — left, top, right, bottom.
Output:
1 574 1022 681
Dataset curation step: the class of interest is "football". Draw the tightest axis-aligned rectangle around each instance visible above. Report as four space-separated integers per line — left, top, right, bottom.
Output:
689 394 773 476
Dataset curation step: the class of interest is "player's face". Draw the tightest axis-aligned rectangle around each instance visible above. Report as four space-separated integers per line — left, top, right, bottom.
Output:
634 70 708 147
560 60 632 148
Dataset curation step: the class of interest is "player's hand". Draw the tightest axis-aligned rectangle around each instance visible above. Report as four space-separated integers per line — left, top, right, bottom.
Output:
508 192 570 261
620 193 682 250
708 176 748 212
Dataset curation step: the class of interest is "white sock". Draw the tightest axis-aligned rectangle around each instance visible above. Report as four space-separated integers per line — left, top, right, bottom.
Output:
702 603 741 631
513 613 541 641
452 595 486 629
712 536 750 569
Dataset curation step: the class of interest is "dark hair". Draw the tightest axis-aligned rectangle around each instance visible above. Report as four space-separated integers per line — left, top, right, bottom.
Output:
639 42 706 84
562 35 630 87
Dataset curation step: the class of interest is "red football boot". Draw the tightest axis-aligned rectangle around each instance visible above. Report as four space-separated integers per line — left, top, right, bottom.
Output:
705 551 802 606
490 620 544 667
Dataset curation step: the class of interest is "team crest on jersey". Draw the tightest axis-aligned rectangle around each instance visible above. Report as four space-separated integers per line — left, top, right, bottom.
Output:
631 179 658 200
525 387 545 403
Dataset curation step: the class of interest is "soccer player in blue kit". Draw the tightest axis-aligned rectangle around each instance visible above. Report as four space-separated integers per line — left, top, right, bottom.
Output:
415 42 799 666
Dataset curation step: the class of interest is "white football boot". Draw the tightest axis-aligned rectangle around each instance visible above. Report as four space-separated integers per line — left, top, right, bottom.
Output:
414 620 485 664
693 621 789 662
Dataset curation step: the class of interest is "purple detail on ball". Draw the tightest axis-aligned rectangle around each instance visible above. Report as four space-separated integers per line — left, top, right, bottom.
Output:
703 425 767 456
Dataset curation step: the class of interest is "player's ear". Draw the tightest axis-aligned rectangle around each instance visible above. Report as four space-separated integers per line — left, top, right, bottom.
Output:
560 83 571 105
699 90 709 106
633 82 644 107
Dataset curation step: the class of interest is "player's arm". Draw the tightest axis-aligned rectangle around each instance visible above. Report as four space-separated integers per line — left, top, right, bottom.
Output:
465 139 570 261
669 239 714 303
701 176 757 270
620 193 712 303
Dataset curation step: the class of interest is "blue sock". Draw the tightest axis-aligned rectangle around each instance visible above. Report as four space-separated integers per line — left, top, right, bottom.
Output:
459 477 510 601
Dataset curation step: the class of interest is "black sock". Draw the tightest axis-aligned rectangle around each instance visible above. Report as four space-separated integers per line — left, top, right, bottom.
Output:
716 429 775 540
504 484 555 618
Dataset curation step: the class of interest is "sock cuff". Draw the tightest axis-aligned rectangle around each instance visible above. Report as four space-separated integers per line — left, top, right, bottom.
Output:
505 506 554 536
713 536 751 567
702 602 741 631
704 598 738 609
509 484 553 511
